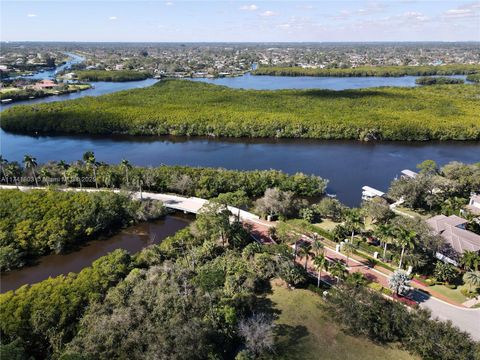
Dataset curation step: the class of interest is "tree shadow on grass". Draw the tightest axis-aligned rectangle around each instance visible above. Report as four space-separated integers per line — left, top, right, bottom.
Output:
272 324 309 357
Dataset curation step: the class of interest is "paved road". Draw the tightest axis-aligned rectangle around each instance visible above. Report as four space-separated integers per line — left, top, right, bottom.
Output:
412 290 480 340
295 235 480 340
3 185 479 339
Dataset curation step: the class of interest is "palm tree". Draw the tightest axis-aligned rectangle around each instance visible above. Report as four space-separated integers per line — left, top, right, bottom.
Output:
375 223 395 260
460 251 480 271
57 160 70 186
0 155 8 184
346 272 366 287
83 151 99 188
4 163 21 187
66 166 82 188
311 238 324 257
38 167 51 186
395 227 416 270
313 254 328 287
463 271 480 292
345 209 363 243
23 154 38 186
298 243 313 270
389 269 410 296
330 261 347 283
342 241 355 268
132 172 144 199
120 159 132 186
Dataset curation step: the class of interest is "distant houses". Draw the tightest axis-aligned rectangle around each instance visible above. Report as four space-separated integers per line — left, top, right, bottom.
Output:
33 79 56 90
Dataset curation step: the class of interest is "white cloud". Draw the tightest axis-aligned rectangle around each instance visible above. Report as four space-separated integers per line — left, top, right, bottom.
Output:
278 23 291 29
109 16 118 20
27 14 37 17
240 4 258 11
260 10 278 17
443 9 473 18
442 2 480 19
165 2 174 6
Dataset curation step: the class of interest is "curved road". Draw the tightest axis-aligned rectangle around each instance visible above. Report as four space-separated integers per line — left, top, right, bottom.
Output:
2 185 479 339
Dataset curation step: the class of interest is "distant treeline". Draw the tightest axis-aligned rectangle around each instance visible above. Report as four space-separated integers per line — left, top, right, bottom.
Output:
415 76 465 85
1 159 327 199
74 70 150 82
466 73 480 83
2 80 479 141
252 64 480 77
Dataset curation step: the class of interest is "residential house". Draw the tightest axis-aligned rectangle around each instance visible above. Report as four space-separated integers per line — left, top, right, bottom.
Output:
467 194 480 215
33 79 56 90
426 214 480 265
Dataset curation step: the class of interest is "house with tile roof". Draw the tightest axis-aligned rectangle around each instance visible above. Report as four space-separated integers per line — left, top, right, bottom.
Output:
426 214 480 265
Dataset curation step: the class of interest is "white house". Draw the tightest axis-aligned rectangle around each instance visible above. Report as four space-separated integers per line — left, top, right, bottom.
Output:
467 194 480 214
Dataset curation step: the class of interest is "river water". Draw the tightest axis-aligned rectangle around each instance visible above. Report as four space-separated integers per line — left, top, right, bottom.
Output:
2 134 478 206
0 214 191 293
192 72 468 90
1 56 478 291
1 57 478 206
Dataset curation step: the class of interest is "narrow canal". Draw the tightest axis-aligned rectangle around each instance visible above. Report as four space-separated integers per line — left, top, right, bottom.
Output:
0 214 192 293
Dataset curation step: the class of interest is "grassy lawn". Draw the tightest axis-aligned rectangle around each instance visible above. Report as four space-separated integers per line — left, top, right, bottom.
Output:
263 283 417 360
313 219 341 232
428 284 468 304
393 206 430 220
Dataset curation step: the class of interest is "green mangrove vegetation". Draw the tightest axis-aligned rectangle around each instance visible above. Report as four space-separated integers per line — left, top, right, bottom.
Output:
467 73 480 83
73 70 150 82
252 64 480 77
415 76 464 85
0 189 165 271
2 80 479 141
0 155 327 198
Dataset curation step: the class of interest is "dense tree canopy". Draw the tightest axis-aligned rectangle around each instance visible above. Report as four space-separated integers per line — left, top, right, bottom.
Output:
0 209 308 359
0 158 328 199
326 284 478 360
415 77 464 85
0 189 161 271
252 64 480 77
2 80 479 141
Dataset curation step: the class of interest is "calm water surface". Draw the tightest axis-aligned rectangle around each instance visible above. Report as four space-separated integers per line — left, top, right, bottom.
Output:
2 133 479 206
1 63 478 206
192 73 468 90
0 214 191 293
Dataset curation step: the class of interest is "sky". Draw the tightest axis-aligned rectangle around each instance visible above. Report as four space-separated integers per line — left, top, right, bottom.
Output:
1 0 479 42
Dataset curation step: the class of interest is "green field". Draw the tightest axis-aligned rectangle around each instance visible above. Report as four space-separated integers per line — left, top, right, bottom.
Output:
253 64 480 77
265 283 417 360
2 80 479 141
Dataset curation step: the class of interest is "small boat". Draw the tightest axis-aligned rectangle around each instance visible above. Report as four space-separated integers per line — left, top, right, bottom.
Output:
326 193 337 198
